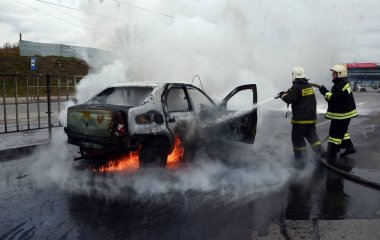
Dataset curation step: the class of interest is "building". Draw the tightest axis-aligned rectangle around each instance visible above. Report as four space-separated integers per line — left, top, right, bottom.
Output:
347 63 380 91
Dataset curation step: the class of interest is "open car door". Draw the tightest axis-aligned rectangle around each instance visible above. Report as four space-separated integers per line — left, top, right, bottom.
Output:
219 84 257 144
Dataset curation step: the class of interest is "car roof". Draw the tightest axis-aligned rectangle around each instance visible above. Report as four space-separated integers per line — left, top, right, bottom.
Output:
107 82 199 89
108 83 162 88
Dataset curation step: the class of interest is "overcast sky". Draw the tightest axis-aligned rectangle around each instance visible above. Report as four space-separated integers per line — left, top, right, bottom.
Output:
1 0 380 96
1 0 379 59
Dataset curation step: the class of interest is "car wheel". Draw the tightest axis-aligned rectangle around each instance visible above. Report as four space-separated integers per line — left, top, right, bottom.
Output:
139 138 169 167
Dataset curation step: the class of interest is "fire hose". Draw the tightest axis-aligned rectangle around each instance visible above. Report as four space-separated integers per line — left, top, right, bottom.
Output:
274 82 323 99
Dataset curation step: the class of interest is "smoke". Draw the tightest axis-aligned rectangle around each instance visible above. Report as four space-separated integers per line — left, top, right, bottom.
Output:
76 0 372 97
29 116 317 201
29 137 290 201
75 59 130 103
30 0 357 199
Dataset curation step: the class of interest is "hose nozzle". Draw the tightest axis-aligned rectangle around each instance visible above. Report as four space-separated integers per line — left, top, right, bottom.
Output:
275 91 285 99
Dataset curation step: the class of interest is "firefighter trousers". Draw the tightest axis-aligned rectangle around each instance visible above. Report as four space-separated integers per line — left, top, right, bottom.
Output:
291 123 323 160
327 119 355 156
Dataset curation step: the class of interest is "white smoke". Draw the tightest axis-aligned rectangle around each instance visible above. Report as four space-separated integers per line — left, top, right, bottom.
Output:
75 59 130 103
29 121 317 201
76 0 376 98
31 0 366 198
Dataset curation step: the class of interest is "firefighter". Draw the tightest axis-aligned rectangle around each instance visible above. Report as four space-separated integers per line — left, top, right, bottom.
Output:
319 64 358 160
279 66 324 166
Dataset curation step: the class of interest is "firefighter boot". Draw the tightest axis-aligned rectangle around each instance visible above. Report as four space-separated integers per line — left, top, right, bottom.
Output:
340 140 357 158
340 148 357 158
313 145 325 160
324 143 338 163
293 150 306 169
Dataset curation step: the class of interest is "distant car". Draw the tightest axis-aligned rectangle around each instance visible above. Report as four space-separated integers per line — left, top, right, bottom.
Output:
64 83 257 166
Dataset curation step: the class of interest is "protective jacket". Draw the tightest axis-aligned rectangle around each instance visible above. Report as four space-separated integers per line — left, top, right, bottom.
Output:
282 78 317 124
323 78 358 120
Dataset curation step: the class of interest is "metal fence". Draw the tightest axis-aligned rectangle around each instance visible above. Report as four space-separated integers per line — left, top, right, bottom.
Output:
0 74 82 137
19 40 111 59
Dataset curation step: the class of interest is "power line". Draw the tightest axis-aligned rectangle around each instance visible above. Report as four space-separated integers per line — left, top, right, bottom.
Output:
36 0 139 24
38 1 87 23
112 0 174 19
14 0 89 30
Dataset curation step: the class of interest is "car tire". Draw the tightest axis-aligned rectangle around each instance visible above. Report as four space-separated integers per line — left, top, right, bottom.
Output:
139 138 169 167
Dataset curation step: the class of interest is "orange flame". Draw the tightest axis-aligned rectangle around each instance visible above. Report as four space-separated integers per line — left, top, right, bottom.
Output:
166 136 185 169
98 149 140 172
97 136 184 172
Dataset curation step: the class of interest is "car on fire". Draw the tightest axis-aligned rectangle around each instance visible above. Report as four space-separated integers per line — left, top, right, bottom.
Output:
64 82 257 167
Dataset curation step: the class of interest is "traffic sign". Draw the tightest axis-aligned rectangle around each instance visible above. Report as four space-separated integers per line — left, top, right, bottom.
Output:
31 57 37 71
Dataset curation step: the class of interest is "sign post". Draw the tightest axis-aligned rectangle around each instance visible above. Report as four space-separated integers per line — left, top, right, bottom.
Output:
31 56 37 100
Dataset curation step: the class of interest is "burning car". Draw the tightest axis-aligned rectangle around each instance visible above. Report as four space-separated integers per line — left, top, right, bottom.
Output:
64 83 257 167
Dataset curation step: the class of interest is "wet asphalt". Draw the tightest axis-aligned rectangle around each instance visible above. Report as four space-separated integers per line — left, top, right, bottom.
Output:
0 92 380 240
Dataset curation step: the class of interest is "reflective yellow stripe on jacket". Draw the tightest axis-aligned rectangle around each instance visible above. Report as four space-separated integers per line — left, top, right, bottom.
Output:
325 84 352 101
291 120 316 124
326 109 358 120
342 83 352 93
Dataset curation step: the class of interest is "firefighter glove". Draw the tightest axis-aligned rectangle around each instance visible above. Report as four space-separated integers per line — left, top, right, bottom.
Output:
279 91 285 98
319 85 328 95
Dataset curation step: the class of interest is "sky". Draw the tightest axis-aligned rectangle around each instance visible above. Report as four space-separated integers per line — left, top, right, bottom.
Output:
1 0 380 99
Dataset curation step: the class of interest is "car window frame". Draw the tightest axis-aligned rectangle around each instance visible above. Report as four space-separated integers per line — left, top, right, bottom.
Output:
164 84 193 113
185 84 216 114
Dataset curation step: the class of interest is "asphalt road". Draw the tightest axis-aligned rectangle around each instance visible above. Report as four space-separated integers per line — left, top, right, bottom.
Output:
0 92 379 240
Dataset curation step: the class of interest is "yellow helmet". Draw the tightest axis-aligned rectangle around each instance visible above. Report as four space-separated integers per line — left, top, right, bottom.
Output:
292 66 305 81
330 64 347 78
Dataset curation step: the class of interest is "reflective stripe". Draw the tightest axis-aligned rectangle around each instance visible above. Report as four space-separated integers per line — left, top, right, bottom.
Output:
294 146 307 151
343 133 350 140
342 83 352 93
326 109 358 119
311 141 321 147
325 92 333 100
328 137 342 145
291 119 316 124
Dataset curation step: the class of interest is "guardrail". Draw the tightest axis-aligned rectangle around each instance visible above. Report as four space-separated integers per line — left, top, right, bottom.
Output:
0 74 82 137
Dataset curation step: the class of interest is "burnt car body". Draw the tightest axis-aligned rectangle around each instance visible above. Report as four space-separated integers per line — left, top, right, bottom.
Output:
64 83 257 166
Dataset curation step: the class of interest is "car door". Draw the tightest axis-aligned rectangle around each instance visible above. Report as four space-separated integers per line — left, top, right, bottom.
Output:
218 84 257 144
185 84 216 120
162 83 198 140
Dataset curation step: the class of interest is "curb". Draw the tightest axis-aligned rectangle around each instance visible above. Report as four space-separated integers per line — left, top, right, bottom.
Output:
320 158 380 190
0 142 50 162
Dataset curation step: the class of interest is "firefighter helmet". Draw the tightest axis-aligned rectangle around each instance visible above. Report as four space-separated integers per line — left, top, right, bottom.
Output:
330 64 347 78
292 66 305 81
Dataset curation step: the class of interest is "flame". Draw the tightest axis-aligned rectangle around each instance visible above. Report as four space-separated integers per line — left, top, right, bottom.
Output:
98 149 140 172
166 136 185 169
97 136 184 172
